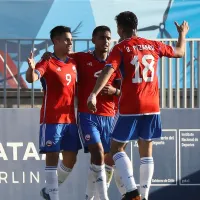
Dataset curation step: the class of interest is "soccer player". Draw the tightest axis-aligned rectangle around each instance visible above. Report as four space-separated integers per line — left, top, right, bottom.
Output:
87 11 189 200
26 26 82 200
41 26 126 199
74 26 122 200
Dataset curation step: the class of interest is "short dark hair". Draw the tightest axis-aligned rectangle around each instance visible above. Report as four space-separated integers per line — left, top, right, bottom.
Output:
92 25 111 37
50 26 71 42
115 11 138 32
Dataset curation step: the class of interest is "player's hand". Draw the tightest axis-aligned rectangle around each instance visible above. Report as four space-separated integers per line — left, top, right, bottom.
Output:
101 84 116 96
87 93 97 113
174 21 189 36
42 52 52 60
27 51 35 69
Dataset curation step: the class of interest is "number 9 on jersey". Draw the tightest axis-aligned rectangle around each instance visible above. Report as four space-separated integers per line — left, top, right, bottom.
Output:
66 74 71 85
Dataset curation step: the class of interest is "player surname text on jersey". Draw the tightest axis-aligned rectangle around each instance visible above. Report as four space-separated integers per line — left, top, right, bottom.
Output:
132 45 155 51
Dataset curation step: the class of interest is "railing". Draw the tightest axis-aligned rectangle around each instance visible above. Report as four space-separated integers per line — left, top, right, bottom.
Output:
0 38 199 108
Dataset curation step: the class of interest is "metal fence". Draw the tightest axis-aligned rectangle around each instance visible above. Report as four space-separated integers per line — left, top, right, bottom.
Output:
0 38 199 108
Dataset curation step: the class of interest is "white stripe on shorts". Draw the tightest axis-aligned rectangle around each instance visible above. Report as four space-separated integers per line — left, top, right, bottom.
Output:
41 123 46 147
110 112 119 133
77 112 85 147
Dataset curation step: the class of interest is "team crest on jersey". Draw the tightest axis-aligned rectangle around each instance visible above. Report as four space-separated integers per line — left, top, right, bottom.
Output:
85 134 91 141
56 67 61 71
46 140 53 147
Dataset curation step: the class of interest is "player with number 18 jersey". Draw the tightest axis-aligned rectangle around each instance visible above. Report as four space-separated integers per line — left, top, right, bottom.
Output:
106 37 175 141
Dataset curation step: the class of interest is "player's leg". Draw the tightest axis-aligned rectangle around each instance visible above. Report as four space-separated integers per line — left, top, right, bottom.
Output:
58 123 81 186
110 116 141 200
78 114 95 200
104 153 114 188
137 114 162 200
39 124 63 200
102 115 126 197
57 151 77 185
138 140 153 200
113 165 126 198
101 116 115 189
104 153 126 198
88 143 108 200
78 112 108 200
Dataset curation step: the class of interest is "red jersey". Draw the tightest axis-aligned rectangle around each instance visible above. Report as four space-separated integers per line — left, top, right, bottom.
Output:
113 95 119 113
35 56 77 124
113 72 121 112
106 37 175 115
71 51 119 116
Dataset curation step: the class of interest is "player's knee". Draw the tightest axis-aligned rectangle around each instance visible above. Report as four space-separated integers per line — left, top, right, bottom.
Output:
110 147 124 156
110 140 125 156
91 151 104 165
46 152 59 166
62 151 78 168
138 139 153 157
88 144 104 165
104 153 114 166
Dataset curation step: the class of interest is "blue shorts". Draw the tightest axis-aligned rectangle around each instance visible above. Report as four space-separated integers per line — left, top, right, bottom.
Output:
112 114 162 142
78 112 116 153
39 123 82 153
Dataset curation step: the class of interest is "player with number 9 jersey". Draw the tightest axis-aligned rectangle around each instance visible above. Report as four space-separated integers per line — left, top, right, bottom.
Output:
35 55 77 123
35 55 82 153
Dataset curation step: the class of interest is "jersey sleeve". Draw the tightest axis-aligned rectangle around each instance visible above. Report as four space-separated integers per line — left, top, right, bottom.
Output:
107 69 121 85
106 45 122 71
156 41 175 58
35 59 48 78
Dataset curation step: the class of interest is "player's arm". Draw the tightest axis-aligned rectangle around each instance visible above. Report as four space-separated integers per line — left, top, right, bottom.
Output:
41 52 53 60
113 78 121 96
173 21 189 58
101 84 121 96
41 51 76 61
113 70 122 96
87 46 122 112
26 52 39 83
158 21 189 59
88 67 115 112
101 73 121 96
96 68 117 96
